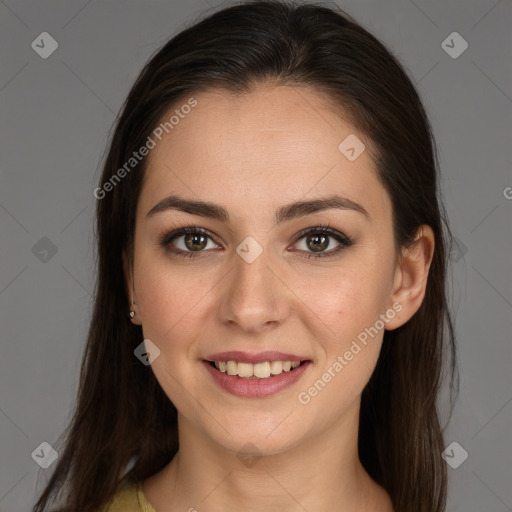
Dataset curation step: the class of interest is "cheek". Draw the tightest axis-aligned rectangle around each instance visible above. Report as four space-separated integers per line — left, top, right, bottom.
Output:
295 257 391 393
134 256 211 347
134 265 210 409
298 263 389 339
296 269 387 416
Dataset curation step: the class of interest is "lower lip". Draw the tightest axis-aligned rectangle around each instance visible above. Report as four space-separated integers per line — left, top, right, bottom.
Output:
202 360 311 398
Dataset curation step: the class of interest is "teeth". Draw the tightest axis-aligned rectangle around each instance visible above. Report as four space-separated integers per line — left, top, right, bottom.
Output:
254 362 271 378
212 360 304 379
237 362 253 378
270 361 282 374
226 361 237 375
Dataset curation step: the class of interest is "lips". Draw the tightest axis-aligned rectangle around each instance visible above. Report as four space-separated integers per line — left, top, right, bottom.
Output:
202 351 312 398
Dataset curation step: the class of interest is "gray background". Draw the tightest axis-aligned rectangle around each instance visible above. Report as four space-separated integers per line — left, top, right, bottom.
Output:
1 0 511 511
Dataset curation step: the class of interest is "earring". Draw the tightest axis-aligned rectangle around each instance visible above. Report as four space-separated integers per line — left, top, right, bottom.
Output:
129 299 136 319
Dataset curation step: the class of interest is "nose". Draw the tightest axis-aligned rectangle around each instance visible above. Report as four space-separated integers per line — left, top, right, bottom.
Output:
217 244 291 334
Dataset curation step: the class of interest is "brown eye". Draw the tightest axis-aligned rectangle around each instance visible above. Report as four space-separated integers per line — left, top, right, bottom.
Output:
159 226 219 258
183 233 208 251
305 233 330 252
293 226 353 259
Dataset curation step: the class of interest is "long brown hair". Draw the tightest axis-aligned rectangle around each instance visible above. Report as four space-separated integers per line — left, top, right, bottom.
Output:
33 1 458 511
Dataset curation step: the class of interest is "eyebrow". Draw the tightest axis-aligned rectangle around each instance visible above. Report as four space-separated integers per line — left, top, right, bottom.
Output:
146 193 369 223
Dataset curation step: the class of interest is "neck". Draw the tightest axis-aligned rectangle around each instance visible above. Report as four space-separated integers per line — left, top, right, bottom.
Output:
142 398 392 511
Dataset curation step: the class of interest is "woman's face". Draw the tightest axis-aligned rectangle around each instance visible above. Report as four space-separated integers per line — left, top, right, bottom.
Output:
127 84 404 455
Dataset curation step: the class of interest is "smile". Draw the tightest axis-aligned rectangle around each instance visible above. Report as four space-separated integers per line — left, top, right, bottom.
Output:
209 360 302 379
202 359 312 398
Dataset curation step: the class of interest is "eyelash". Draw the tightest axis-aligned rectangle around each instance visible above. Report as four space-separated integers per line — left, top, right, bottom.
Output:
158 223 353 260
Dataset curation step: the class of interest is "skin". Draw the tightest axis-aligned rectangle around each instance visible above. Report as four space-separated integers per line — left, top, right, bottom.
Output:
122 84 434 512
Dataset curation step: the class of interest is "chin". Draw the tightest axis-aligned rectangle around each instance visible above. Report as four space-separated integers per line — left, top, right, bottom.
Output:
207 421 305 458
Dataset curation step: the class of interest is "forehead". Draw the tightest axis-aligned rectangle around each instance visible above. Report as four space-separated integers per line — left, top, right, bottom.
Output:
138 85 391 223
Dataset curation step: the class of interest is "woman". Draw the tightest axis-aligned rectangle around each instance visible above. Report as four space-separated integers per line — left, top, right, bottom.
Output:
33 1 458 511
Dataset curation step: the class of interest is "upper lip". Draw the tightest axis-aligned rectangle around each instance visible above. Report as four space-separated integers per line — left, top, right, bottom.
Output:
204 351 310 364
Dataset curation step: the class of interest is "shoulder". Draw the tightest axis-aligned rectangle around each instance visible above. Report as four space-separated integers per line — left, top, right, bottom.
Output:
103 478 156 512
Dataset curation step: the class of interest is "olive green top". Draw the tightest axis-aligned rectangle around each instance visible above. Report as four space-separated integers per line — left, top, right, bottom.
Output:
104 478 156 512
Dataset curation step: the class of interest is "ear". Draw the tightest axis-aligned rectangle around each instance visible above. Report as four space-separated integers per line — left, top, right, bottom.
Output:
385 225 435 330
122 249 142 326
